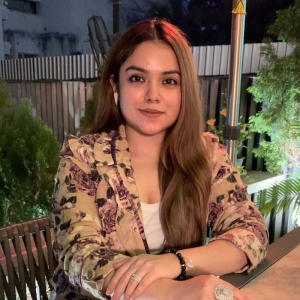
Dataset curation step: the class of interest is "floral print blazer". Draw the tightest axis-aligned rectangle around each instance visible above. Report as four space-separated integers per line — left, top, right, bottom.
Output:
51 125 268 299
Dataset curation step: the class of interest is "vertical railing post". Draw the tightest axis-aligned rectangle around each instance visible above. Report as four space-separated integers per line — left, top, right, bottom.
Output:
225 0 247 165
113 0 122 33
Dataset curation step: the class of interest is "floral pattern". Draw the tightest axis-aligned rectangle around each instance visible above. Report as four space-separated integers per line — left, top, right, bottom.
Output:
51 125 269 299
68 164 97 196
98 199 117 234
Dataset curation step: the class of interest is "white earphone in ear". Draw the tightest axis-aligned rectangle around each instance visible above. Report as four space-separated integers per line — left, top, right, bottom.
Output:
114 92 118 106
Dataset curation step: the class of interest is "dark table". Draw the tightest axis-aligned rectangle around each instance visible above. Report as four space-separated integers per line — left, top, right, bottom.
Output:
221 226 300 299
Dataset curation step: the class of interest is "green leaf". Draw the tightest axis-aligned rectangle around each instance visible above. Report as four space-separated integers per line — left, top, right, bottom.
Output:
256 177 300 217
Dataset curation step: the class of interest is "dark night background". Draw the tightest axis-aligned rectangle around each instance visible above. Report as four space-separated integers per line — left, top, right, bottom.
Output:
128 0 295 46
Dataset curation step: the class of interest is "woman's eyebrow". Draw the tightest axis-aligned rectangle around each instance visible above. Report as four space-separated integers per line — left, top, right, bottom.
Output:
162 70 181 76
125 65 181 76
125 65 147 73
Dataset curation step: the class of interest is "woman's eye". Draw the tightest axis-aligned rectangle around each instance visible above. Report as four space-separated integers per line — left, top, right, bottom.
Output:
129 75 144 82
163 78 177 85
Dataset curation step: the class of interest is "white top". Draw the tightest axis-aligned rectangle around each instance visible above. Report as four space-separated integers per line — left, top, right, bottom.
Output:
140 201 165 254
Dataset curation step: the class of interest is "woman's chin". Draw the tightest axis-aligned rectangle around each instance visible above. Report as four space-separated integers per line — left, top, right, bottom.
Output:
126 123 168 137
138 127 167 137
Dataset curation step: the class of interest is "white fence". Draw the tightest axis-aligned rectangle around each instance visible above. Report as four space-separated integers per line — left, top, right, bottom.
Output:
7 81 94 142
0 43 293 81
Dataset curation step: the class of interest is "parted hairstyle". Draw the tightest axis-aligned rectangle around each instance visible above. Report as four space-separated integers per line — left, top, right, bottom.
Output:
91 19 212 249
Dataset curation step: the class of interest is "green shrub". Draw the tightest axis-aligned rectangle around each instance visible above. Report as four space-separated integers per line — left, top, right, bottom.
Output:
0 81 61 226
80 80 100 135
248 1 300 174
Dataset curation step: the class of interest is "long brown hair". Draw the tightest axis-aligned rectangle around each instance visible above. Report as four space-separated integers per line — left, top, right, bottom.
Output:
91 19 211 249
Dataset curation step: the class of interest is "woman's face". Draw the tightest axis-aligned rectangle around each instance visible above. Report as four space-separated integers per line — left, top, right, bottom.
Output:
112 41 181 138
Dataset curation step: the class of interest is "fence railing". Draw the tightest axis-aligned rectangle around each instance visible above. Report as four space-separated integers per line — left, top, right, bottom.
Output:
246 171 294 243
1 42 291 170
192 42 292 77
7 81 94 142
6 76 265 173
0 43 293 82
0 54 99 82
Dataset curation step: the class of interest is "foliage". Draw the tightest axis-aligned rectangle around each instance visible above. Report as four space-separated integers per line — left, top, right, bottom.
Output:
267 0 300 44
207 112 251 159
80 80 100 135
247 0 300 174
0 81 61 226
255 175 300 225
206 112 251 176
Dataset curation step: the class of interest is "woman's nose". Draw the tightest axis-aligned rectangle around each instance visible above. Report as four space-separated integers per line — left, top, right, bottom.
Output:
144 81 160 103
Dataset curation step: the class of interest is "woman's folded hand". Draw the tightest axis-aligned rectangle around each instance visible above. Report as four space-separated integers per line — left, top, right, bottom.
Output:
106 253 180 300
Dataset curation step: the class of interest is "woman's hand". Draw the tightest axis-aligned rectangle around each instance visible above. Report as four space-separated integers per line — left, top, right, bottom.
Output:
170 275 250 300
106 253 181 300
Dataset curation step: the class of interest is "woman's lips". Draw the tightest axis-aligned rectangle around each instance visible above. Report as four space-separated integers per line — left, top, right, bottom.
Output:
139 109 163 118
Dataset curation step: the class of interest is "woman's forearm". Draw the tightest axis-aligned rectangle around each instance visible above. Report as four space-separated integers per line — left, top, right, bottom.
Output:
102 242 248 300
181 239 248 276
135 274 250 300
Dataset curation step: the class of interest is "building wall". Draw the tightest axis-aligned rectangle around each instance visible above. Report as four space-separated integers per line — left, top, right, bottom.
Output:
41 0 113 55
0 0 170 59
0 4 8 59
1 1 42 58
9 31 41 57
1 0 113 58
4 9 43 33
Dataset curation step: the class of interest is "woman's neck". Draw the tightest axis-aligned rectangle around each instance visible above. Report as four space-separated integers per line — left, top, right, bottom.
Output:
125 125 165 160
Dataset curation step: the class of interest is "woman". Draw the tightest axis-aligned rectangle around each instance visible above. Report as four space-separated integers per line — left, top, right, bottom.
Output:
51 19 268 300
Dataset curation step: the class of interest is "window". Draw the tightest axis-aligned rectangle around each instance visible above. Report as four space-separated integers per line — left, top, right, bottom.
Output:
7 0 39 15
18 53 39 58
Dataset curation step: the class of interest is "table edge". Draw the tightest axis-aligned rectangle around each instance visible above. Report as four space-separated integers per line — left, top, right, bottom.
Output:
220 226 300 288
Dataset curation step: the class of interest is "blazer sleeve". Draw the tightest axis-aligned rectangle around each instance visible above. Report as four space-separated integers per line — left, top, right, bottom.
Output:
203 132 269 273
51 135 128 299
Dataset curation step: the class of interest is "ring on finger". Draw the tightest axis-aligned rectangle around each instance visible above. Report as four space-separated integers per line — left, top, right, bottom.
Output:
130 273 142 283
214 284 234 300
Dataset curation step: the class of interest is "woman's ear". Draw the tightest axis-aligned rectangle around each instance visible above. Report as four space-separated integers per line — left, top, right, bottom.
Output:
110 75 119 106
110 75 117 93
